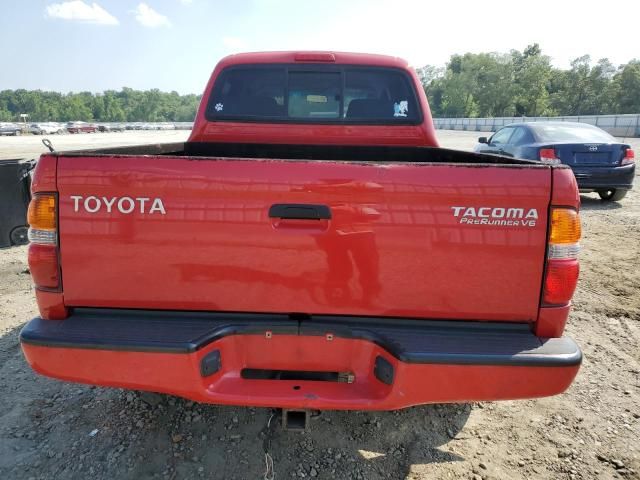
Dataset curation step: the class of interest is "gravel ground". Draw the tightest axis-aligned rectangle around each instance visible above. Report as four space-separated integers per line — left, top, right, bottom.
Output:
0 130 638 479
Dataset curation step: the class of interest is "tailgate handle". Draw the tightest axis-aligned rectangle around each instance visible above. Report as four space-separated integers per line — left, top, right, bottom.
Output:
269 204 332 220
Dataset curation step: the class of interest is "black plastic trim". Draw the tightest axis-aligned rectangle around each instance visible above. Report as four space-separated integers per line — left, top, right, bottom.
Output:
20 309 296 354
19 308 582 367
200 350 221 377
269 203 331 220
374 356 394 385
300 317 582 367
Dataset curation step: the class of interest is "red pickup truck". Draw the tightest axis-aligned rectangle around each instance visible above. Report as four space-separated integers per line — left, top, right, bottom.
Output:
20 52 582 413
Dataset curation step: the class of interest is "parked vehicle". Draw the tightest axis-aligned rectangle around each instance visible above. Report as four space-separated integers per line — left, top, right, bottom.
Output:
0 122 22 136
20 52 582 415
475 122 635 201
29 123 65 135
0 159 34 247
66 121 97 133
97 124 125 132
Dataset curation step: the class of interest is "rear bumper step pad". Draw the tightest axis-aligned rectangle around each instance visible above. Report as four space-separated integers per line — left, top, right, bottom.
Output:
20 308 581 367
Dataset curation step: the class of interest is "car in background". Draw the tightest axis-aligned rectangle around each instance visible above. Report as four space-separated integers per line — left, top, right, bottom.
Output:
0 122 23 136
97 124 125 132
29 123 65 135
475 122 635 201
66 121 97 134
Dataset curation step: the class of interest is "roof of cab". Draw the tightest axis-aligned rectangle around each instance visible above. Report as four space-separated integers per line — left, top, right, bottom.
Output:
216 51 410 69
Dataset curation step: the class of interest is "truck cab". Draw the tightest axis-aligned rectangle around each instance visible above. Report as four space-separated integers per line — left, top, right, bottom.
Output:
189 51 438 147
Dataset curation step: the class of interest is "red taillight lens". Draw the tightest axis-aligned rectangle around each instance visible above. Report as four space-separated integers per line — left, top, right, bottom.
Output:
28 244 60 289
539 148 559 163
622 148 635 165
543 259 579 305
294 52 336 62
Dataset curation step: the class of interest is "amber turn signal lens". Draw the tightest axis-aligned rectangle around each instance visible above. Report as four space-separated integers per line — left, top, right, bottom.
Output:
549 208 581 245
27 194 56 231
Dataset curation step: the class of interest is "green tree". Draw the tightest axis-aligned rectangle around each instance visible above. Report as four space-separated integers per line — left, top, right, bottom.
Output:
418 46 639 118
548 55 611 115
512 44 553 116
424 52 516 117
610 60 640 113
0 88 201 122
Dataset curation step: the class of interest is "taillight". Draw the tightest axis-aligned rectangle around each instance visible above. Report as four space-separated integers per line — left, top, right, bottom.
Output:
543 208 581 305
539 148 559 164
28 194 57 244
27 193 60 290
622 148 635 166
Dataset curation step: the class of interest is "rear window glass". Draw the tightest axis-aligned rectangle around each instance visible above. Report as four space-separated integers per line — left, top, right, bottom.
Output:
289 71 341 119
206 65 420 124
533 124 615 143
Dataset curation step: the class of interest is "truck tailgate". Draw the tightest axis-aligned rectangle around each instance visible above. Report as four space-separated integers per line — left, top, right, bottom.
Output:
57 155 550 322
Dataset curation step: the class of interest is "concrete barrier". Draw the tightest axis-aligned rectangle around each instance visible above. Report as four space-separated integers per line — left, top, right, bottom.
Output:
433 114 640 137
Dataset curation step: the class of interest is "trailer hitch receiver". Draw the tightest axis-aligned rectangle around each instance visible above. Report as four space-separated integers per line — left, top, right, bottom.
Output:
282 409 310 431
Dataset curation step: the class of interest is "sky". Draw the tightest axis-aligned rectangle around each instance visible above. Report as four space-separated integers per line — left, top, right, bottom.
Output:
1 0 639 94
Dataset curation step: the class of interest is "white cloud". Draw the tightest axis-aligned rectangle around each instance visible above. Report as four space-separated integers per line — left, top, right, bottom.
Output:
222 36 248 52
133 3 171 28
45 1 119 25
178 0 193 4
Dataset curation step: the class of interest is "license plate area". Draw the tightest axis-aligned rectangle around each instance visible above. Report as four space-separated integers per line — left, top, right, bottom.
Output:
241 368 355 383
574 152 611 165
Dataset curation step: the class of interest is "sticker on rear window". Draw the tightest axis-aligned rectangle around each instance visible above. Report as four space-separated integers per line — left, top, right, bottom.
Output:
394 100 408 117
214 103 224 112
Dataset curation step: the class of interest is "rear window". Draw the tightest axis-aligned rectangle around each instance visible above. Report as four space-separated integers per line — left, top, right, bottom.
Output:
533 124 615 143
206 65 421 124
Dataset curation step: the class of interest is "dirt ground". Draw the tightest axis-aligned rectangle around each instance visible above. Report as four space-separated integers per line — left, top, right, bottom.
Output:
0 130 638 480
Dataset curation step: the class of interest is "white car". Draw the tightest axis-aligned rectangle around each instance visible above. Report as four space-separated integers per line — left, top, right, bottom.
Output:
29 122 65 135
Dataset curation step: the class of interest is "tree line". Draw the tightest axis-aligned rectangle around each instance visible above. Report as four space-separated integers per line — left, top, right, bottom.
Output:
0 88 201 123
1 45 639 123
417 44 640 118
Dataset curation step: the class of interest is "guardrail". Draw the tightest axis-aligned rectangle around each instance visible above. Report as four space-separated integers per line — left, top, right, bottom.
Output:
433 114 640 137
